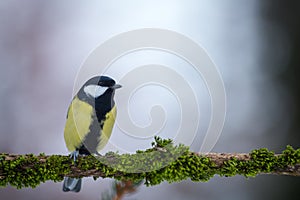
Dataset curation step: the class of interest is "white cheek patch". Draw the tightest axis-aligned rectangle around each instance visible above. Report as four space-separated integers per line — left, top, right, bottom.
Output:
84 85 108 98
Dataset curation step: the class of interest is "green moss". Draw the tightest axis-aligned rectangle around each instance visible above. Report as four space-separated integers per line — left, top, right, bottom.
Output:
216 146 300 178
0 138 299 189
0 154 71 189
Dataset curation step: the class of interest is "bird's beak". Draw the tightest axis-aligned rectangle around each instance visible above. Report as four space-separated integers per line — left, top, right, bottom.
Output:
111 84 122 89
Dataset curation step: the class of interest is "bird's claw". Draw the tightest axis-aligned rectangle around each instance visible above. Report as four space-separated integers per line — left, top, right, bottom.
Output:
70 150 79 162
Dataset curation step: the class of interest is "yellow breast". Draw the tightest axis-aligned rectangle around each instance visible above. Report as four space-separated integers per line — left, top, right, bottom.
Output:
64 97 94 152
64 96 117 153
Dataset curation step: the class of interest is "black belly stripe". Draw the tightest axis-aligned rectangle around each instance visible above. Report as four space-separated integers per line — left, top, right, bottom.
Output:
78 114 102 155
77 88 115 155
78 103 111 155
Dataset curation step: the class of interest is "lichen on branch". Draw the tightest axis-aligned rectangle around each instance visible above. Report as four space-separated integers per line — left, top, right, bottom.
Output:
0 137 299 189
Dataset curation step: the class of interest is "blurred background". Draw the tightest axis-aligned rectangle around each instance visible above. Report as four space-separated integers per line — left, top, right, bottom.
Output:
0 0 299 199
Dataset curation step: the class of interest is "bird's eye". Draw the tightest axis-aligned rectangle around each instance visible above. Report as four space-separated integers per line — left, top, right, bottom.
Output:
98 81 104 86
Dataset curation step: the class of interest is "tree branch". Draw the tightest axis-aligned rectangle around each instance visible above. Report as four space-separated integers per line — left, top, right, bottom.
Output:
201 152 300 176
0 137 299 189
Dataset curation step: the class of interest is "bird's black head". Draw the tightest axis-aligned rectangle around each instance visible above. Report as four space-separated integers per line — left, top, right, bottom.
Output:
97 76 117 87
84 76 121 88
78 76 122 102
84 76 115 87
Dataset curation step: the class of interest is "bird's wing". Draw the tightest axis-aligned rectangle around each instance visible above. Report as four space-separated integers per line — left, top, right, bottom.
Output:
97 105 117 152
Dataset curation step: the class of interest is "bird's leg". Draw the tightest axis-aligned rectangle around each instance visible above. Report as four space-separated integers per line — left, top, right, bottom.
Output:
94 151 103 159
95 152 101 156
70 150 79 162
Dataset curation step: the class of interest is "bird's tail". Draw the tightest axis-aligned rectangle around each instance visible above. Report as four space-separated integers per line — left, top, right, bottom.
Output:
62 177 82 192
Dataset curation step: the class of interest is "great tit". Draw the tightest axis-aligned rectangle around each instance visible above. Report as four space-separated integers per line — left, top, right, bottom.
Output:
62 76 121 192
